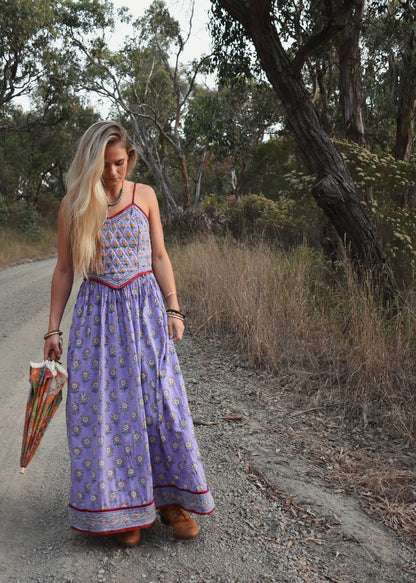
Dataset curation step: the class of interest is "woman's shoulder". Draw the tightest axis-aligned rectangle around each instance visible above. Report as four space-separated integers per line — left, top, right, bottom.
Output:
133 182 158 215
134 182 156 199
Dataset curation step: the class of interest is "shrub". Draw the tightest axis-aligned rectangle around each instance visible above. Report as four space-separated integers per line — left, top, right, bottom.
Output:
202 192 322 246
162 206 214 241
13 199 42 241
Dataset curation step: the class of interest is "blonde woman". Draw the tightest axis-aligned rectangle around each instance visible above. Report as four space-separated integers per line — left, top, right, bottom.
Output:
44 121 214 545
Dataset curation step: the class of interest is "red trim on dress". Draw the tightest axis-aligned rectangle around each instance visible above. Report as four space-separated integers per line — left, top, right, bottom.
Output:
69 499 154 514
87 270 153 289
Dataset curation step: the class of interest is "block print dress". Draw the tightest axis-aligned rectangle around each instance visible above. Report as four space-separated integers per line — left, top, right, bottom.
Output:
66 185 214 534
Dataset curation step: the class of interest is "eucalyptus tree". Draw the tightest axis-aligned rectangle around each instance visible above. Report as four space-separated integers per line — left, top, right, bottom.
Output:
184 79 282 201
210 0 396 296
60 0 212 213
364 0 416 161
0 0 105 208
0 0 56 111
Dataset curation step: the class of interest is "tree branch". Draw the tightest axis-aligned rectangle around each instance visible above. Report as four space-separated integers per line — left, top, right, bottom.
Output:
291 0 355 74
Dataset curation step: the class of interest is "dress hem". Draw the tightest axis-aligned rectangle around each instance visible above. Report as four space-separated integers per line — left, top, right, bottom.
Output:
68 499 214 535
70 520 156 536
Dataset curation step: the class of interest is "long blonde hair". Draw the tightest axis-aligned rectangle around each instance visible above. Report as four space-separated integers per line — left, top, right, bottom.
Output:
63 121 137 277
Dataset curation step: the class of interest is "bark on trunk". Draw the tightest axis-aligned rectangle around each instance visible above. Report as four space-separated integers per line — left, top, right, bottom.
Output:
143 149 177 214
395 94 416 161
179 153 191 209
394 32 416 161
338 0 367 147
193 149 207 207
218 0 396 297
234 162 247 199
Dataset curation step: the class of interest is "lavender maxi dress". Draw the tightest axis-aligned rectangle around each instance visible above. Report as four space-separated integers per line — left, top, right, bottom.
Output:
66 189 214 534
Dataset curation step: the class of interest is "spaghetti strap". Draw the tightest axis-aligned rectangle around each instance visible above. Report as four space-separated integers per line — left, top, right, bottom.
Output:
132 182 136 204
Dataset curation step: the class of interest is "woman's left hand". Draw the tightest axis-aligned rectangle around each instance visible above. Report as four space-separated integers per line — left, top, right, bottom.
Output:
168 315 185 342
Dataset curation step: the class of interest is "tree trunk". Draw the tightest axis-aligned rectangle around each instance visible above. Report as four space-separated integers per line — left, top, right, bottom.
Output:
178 152 191 209
233 162 247 199
193 149 207 207
338 0 367 148
218 0 396 297
129 116 177 214
394 32 416 161
143 149 177 214
337 0 372 204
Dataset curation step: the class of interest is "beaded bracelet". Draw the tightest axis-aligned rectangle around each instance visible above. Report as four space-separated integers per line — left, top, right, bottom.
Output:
166 309 185 319
43 329 63 340
167 314 184 321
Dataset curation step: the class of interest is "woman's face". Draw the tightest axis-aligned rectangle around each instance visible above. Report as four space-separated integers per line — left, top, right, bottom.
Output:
102 141 128 190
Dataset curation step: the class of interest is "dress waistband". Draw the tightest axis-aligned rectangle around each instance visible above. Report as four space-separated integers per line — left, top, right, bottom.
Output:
86 270 153 290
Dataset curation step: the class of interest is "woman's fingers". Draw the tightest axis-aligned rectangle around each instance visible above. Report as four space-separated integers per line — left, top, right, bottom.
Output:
168 318 184 342
44 336 63 360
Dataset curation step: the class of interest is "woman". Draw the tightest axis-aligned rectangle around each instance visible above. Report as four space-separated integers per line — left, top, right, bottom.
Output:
44 121 214 545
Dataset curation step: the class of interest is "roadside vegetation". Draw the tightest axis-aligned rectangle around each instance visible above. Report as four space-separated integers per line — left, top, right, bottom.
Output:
171 235 416 546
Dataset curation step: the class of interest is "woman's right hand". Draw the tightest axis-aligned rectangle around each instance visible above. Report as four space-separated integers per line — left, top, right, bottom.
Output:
44 334 63 361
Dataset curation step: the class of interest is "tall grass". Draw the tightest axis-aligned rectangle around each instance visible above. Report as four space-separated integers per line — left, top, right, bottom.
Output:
0 226 57 268
171 236 416 439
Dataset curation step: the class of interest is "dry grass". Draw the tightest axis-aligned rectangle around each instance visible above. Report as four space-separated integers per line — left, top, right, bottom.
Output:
0 227 57 268
172 236 416 437
171 236 416 545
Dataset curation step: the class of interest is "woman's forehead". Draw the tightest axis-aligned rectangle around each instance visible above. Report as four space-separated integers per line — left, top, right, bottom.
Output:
105 141 127 159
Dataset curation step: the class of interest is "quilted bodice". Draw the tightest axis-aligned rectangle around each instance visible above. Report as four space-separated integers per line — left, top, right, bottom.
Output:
87 203 152 288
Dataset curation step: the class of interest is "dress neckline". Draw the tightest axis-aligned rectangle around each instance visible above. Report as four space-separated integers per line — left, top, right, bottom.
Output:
105 202 149 222
106 183 149 221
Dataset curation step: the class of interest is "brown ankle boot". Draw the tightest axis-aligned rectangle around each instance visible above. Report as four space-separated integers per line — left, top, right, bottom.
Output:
115 528 141 546
159 505 200 539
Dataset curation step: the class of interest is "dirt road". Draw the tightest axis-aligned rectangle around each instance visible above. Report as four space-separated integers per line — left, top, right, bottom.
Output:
0 259 414 582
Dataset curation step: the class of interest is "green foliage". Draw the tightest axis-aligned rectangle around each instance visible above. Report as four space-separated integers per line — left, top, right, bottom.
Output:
334 140 416 280
0 0 56 107
209 0 260 81
337 140 416 192
0 194 9 227
36 193 61 228
10 200 42 240
185 80 282 197
202 192 319 246
225 194 298 240
0 104 98 204
242 136 310 200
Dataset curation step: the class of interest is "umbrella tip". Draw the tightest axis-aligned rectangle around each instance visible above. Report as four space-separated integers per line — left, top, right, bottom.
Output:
20 467 26 474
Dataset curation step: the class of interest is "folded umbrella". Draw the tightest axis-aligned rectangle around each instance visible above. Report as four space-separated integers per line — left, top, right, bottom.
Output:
20 355 67 473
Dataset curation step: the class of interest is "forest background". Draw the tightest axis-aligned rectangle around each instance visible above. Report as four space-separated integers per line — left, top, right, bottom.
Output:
1 0 416 547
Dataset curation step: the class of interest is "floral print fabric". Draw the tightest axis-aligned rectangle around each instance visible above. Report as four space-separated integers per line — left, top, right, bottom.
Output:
66 204 214 534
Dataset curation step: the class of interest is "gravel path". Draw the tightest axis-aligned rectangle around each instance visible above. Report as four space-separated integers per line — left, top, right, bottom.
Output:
0 259 414 582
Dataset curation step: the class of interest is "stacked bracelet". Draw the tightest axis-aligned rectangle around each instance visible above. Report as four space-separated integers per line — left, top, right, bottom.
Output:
166 309 185 321
43 329 63 340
